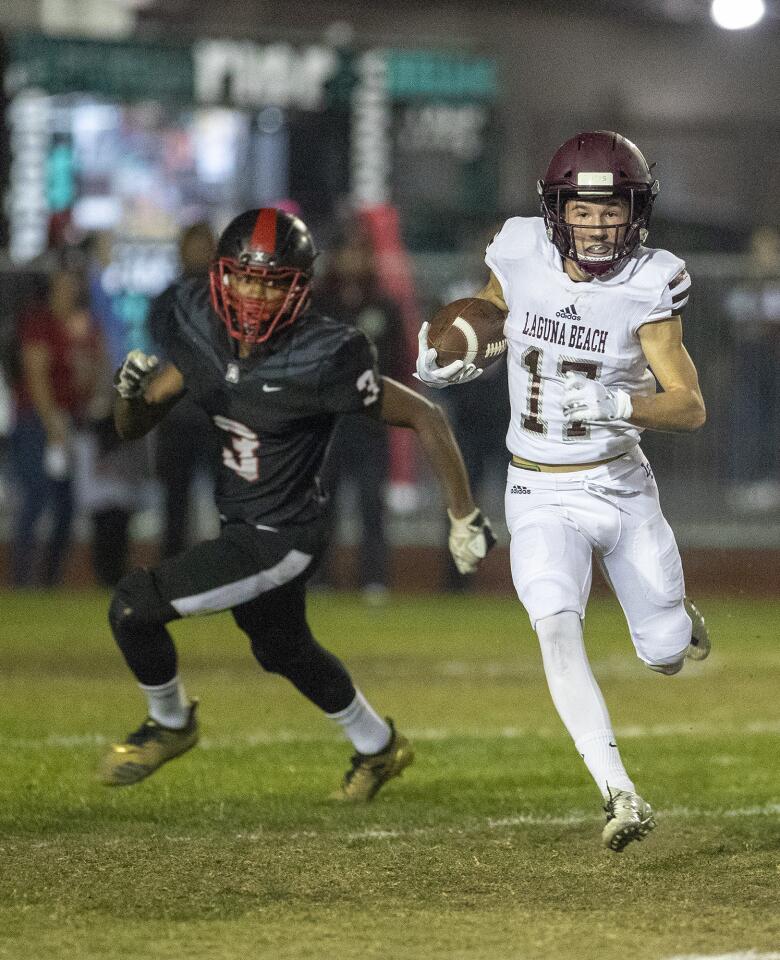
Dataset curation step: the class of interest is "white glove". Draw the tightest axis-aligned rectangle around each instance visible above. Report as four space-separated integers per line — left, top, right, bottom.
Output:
115 350 160 400
448 507 496 575
562 371 633 424
413 322 483 389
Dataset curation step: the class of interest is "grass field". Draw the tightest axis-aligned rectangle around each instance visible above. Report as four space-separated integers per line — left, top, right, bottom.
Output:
0 589 778 960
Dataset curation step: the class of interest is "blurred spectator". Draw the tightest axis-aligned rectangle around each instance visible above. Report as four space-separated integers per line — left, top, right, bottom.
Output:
8 267 100 587
724 225 780 514
0 289 25 521
76 230 151 586
82 232 120 360
314 225 407 602
147 221 219 559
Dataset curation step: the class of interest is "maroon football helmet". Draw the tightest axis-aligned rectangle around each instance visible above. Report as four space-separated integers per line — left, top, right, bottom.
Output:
209 208 317 345
538 131 659 277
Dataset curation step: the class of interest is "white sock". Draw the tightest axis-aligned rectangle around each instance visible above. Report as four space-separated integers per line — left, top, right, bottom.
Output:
327 689 392 755
536 612 635 798
139 676 190 730
574 730 635 798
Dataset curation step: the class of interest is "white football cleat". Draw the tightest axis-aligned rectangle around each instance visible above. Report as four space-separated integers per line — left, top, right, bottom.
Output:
602 789 656 852
648 597 711 675
648 658 684 676
684 597 711 662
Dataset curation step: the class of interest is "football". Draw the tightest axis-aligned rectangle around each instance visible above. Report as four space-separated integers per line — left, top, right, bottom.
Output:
427 298 507 370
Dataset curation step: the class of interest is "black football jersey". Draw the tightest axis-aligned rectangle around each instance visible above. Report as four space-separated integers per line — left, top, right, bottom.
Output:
157 277 383 525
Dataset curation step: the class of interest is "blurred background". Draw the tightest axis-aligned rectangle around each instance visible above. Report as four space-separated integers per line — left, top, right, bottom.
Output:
0 0 778 597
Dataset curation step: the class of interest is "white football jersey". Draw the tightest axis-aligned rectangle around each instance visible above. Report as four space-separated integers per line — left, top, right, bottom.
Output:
485 217 690 464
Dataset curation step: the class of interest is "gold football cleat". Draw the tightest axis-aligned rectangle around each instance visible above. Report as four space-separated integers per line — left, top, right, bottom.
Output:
331 719 414 802
99 700 199 786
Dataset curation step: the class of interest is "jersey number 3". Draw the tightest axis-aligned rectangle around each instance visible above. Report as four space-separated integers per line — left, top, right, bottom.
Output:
357 369 380 406
213 415 260 482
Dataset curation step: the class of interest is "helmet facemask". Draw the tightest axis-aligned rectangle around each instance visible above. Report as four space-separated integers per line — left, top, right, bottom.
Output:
210 258 312 346
539 185 655 277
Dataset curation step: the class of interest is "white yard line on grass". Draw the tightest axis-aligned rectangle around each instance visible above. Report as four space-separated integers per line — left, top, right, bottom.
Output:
2 718 780 750
663 953 780 960
435 658 718 680
332 803 780 841
105 802 780 845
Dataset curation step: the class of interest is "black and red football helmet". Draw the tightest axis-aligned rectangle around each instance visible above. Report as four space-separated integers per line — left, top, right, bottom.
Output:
209 208 317 345
537 131 659 277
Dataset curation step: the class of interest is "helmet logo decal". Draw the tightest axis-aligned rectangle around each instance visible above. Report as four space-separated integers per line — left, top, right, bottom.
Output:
577 172 613 187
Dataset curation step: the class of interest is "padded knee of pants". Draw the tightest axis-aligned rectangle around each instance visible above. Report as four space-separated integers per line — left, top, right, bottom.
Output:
631 602 691 666
517 571 585 628
108 568 169 636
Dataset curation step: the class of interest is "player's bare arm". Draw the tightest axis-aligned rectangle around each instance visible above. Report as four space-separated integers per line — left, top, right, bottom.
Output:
474 270 509 314
378 376 495 574
631 317 706 432
113 353 185 440
562 318 706 433
378 376 475 518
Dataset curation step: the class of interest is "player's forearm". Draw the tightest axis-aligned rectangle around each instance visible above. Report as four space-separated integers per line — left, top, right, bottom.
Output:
113 394 175 440
412 403 476 517
380 377 475 517
629 388 706 433
114 356 185 439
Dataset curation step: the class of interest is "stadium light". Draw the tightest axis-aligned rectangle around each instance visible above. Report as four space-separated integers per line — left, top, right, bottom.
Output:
710 0 765 29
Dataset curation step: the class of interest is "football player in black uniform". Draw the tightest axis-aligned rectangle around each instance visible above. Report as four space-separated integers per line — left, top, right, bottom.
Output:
100 208 495 801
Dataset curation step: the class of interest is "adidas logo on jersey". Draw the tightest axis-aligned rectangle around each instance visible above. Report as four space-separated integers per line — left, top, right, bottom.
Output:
555 303 582 321
510 484 531 495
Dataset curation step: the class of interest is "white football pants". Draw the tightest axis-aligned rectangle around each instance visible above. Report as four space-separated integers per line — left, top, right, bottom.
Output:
505 446 691 666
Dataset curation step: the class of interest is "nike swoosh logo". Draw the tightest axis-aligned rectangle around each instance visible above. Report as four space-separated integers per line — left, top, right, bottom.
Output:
262 384 283 392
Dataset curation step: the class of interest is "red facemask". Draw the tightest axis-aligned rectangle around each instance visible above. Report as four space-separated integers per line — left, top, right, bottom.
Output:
209 259 311 345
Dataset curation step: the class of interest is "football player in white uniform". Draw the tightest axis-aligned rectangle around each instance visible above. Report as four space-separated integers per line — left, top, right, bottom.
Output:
415 130 711 852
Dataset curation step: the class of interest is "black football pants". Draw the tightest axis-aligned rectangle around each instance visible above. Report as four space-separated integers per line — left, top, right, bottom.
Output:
108 518 356 714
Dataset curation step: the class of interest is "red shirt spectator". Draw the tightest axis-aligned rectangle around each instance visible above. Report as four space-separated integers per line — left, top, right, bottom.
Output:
15 302 99 417
8 267 101 587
